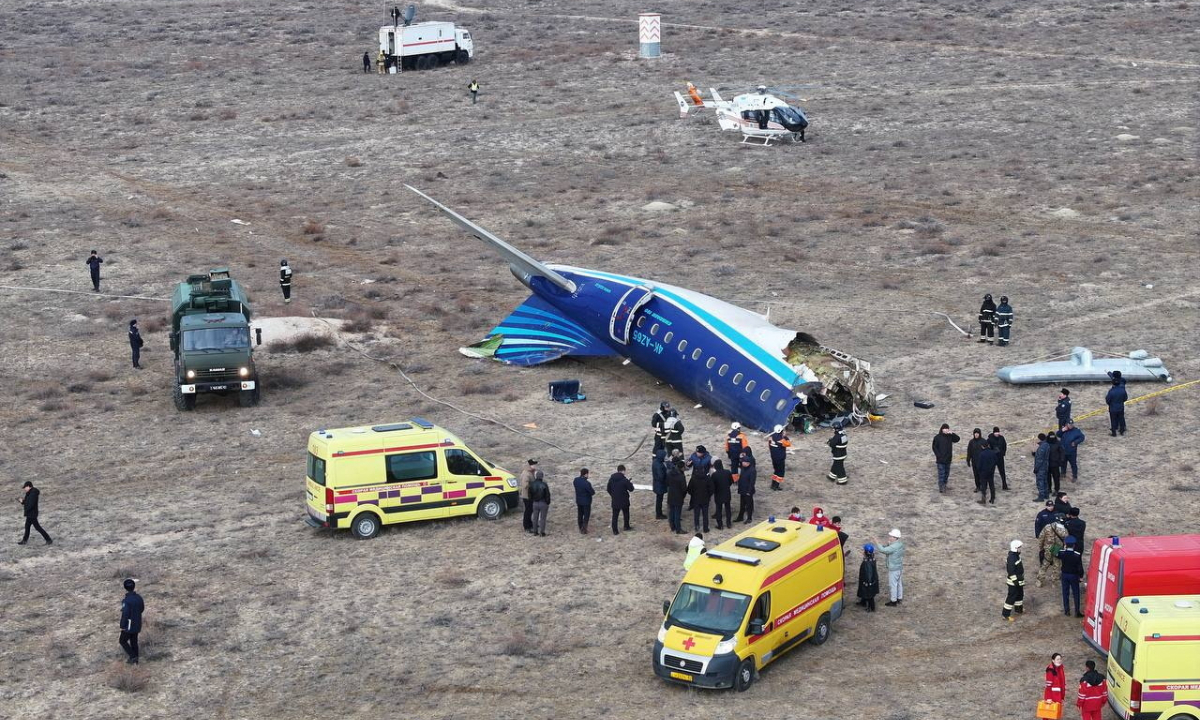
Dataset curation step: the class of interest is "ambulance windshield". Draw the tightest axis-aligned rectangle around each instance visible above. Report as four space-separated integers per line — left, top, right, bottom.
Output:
667 584 751 636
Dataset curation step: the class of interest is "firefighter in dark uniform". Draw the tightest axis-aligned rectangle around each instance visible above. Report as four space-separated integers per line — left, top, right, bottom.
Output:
663 412 685 458
128 319 144 369
279 259 293 304
995 295 1013 346
978 293 996 344
767 424 791 491
651 402 671 454
827 422 848 485
724 422 747 477
1003 539 1026 620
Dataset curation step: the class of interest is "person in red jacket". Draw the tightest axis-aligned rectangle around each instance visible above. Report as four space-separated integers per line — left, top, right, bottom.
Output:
1043 653 1066 704
1076 660 1107 720
808 506 832 529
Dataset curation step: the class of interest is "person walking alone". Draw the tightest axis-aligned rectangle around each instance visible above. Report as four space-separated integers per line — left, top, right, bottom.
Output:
1003 539 1026 621
573 468 594 534
128 319 144 369
17 481 52 546
988 426 1009 490
734 448 757 524
827 423 848 485
119 578 144 664
279 259 293 304
1076 660 1107 720
1106 376 1128 436
468 79 479 104
710 460 733 530
529 470 550 537
606 464 634 535
1058 536 1084 617
875 529 905 606
932 424 960 493
85 250 103 292
857 543 880 612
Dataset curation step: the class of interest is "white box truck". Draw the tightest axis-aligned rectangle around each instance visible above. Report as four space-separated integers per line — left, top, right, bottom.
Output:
379 21 473 71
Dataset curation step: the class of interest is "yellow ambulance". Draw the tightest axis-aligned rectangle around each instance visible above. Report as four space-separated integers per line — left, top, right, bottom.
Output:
303 418 518 539
653 518 845 691
1107 595 1200 720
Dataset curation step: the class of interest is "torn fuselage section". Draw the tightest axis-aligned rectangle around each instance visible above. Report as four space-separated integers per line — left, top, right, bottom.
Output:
785 333 885 427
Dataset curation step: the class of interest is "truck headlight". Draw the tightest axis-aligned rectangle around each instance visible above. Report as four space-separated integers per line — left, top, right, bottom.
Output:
186 370 195 379
657 626 668 643
239 367 249 377
714 638 737 655
505 478 518 488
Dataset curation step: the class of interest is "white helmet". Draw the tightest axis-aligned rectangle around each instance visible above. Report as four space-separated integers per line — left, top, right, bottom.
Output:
888 528 902 539
731 422 741 430
773 424 784 433
1010 539 1023 552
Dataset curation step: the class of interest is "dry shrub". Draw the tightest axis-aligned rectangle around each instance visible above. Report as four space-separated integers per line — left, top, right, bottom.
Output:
142 316 166 333
499 629 540 657
436 571 471 588
39 399 67 412
344 156 362 167
269 367 310 389
217 108 237 121
26 383 62 400
270 333 335 353
67 382 91 394
1144 397 1161 416
302 219 325 236
653 534 679 551
87 369 115 383
149 206 176 220
342 312 375 334
460 379 500 396
107 662 150 693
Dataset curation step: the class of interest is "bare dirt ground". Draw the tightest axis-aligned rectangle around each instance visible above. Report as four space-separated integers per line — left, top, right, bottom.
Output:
1 0 1198 717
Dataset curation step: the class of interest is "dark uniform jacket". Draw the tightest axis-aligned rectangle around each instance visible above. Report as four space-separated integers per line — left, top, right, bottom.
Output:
686 472 713 505
573 475 594 506
1035 509 1059 537
652 411 669 444
988 432 1008 457
1006 551 1025 586
529 478 550 504
979 297 996 325
736 455 757 495
828 431 847 460
711 468 734 502
1047 437 1065 469
975 447 998 478
1057 547 1084 576
120 591 145 633
129 326 143 349
966 437 986 467
651 450 668 496
1064 517 1086 550
1059 427 1085 456
686 452 711 480
857 557 880 599
666 465 687 505
1105 385 1128 411
932 432 960 464
606 473 634 508
664 419 684 447
1056 397 1073 426
22 487 40 517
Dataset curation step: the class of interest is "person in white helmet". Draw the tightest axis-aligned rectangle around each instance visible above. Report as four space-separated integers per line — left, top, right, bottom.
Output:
724 422 747 478
1003 539 1026 620
872 528 905 606
767 424 791 491
279 259 293 303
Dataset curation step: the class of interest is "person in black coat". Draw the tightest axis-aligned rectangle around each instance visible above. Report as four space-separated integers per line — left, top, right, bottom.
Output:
857 544 880 611
977 294 996 344
1046 434 1065 495
686 462 713 534
1057 538 1085 617
651 402 671 454
17 480 52 545
573 468 594 534
606 465 635 535
1064 507 1086 552
651 449 668 520
119 578 144 664
362 51 371 72
85 250 103 291
1106 378 1128 436
710 460 733 530
932 424 961 493
975 441 999 504
665 460 687 534
988 427 1009 490
734 449 757 524
966 428 986 492
128 319 144 369
1055 389 1072 428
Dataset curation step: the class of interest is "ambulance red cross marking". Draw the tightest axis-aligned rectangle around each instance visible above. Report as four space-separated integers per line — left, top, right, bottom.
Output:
682 636 696 651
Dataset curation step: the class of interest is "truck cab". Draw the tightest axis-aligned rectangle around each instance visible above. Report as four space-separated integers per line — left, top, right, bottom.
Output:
170 269 261 410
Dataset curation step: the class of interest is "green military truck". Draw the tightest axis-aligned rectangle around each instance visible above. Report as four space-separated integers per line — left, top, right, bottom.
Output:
170 268 262 410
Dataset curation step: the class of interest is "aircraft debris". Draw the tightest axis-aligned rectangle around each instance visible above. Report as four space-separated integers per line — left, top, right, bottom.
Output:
997 347 1172 384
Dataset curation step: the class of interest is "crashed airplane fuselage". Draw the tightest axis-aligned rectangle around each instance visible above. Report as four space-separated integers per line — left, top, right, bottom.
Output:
408 187 882 432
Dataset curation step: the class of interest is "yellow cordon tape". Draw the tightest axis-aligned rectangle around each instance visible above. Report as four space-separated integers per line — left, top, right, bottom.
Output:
955 378 1200 460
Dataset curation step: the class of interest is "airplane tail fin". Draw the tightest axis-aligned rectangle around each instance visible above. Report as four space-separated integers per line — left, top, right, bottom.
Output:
462 294 617 366
406 186 577 294
709 88 724 104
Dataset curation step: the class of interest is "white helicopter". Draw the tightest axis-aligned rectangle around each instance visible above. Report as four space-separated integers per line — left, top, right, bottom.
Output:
674 82 810 146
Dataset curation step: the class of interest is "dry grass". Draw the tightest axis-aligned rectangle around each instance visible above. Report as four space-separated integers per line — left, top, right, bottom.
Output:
269 333 335 353
106 662 150 693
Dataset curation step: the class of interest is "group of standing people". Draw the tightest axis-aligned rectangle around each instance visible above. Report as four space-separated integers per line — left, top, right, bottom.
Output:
1043 653 1108 720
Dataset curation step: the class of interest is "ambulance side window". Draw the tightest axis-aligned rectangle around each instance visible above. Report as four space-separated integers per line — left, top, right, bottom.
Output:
1110 626 1136 675
307 453 326 486
385 451 438 483
445 449 487 476
747 592 770 634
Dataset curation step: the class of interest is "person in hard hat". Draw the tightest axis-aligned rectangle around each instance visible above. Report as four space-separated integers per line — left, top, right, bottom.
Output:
856 543 879 611
663 412 685 458
468 80 480 105
128 319 144 369
651 402 671 454
1003 539 1026 621
1106 377 1128 437
362 51 371 73
733 448 757 524
1044 653 1067 705
684 533 705 570
279 259 293 303
724 422 748 478
874 528 905 606
827 422 848 485
710 460 733 529
1076 660 1107 720
85 250 104 292
1057 536 1084 617
994 295 1014 346
767 424 790 491
119 578 144 664
977 293 996 344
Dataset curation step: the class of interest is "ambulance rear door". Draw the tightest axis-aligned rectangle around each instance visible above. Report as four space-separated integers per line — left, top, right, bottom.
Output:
1085 539 1121 652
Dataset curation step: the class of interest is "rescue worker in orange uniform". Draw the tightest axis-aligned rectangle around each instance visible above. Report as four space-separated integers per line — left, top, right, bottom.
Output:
724 422 747 478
